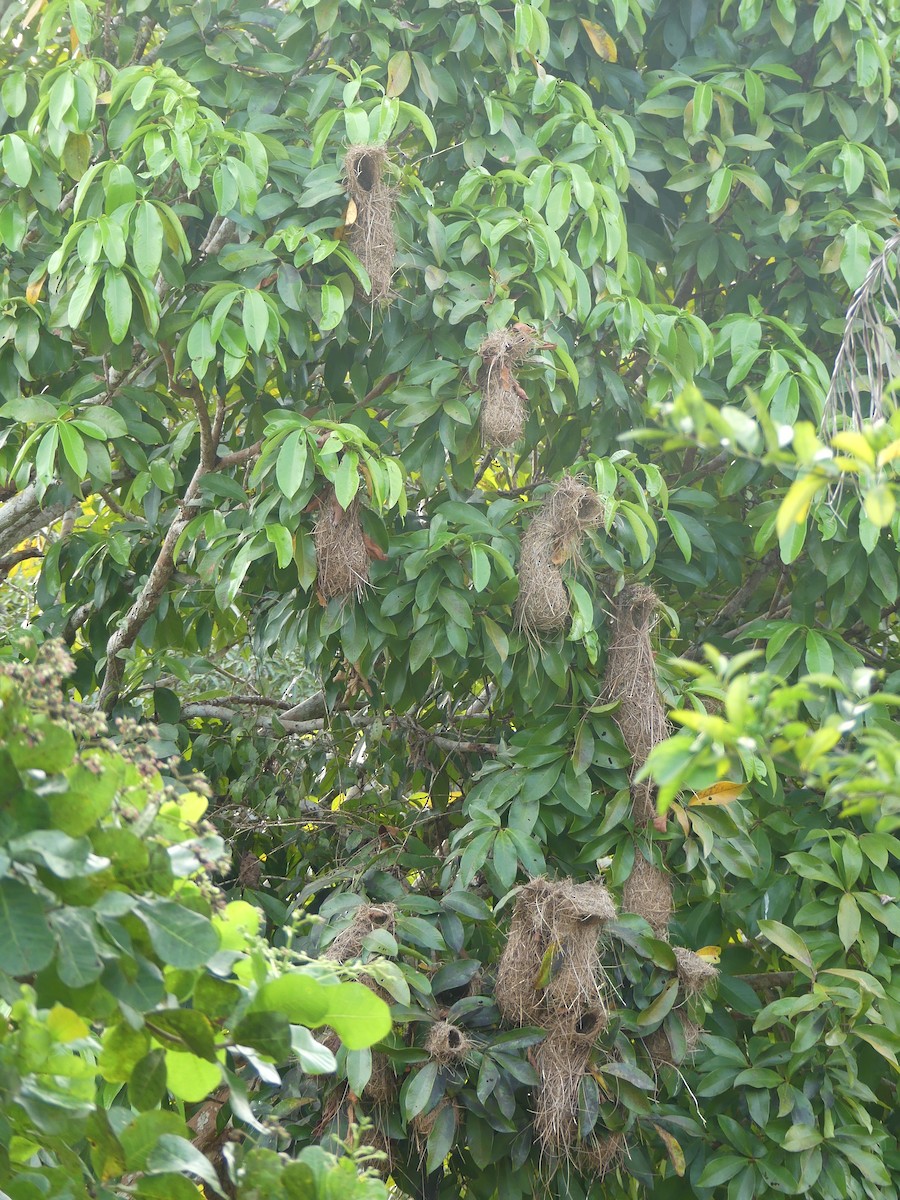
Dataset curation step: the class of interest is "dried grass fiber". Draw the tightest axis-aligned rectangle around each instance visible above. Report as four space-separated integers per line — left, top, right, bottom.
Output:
477 325 540 448
495 879 615 1026
622 851 672 937
515 477 604 637
344 145 396 303
673 947 719 995
578 1131 627 1179
644 1014 703 1068
533 1025 594 1157
327 903 396 961
314 488 370 600
425 1021 471 1063
603 585 669 825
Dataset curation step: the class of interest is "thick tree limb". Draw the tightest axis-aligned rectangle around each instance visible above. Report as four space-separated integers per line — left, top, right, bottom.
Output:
0 482 88 560
0 546 43 576
217 439 263 469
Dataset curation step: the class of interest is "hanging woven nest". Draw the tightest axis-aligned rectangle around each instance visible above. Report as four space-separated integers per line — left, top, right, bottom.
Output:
314 488 370 601
673 946 719 995
515 477 604 638
476 325 543 447
622 850 672 937
343 144 396 303
533 1010 606 1160
424 1020 471 1064
603 585 670 826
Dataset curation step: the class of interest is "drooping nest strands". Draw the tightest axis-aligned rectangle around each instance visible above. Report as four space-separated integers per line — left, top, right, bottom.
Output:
314 489 370 601
515 477 604 637
425 1021 471 1064
603 585 670 824
673 946 719 995
622 851 672 937
477 325 541 447
494 878 615 1026
344 145 396 303
320 1032 395 1103
533 1010 606 1159
578 1132 627 1180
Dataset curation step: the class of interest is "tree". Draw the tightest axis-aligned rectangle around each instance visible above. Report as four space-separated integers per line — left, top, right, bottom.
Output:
0 642 392 1197
1 0 899 1197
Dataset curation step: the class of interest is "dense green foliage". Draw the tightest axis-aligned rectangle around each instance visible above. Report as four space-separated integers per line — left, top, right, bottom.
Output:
1 0 900 1197
0 645 390 1198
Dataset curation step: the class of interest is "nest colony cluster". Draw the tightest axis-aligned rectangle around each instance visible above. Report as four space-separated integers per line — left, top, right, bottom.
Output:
476 324 543 447
602 586 719 1066
344 145 396 303
494 878 622 1169
314 487 370 601
515 476 604 638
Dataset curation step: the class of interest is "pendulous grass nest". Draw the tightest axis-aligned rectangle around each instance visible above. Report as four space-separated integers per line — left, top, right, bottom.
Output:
425 1020 471 1064
495 878 615 1027
515 477 604 638
344 145 396 303
673 946 719 995
314 488 371 601
477 324 544 447
622 850 673 937
603 585 670 825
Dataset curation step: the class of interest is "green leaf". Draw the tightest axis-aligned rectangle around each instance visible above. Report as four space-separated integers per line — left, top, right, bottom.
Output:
404 1062 438 1120
252 972 332 1026
242 289 270 353
275 429 309 500
128 1050 168 1112
319 284 345 332
232 1011 292 1062
145 1010 217 1061
133 203 165 277
137 899 220 968
0 880 54 976
3 133 32 186
146 1135 226 1197
758 919 814 973
266 523 294 569
103 268 133 345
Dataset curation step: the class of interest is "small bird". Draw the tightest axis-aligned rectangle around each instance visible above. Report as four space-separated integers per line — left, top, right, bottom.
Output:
533 941 566 990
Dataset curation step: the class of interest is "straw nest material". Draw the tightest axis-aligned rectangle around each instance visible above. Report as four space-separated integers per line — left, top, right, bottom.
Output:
644 1015 703 1068
411 1097 458 1146
495 879 615 1026
327 903 396 962
515 477 604 637
578 1132 627 1180
344 145 396 303
320 1032 395 1104
622 852 672 937
314 488 370 601
425 1021 471 1064
533 1017 603 1158
477 325 541 447
673 947 719 995
603 585 670 824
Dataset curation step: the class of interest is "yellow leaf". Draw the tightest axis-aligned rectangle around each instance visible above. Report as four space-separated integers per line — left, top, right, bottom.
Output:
695 946 722 963
26 274 46 305
48 1004 89 1042
831 430 875 465
386 50 412 97
670 802 691 838
876 438 900 468
688 781 745 806
344 198 358 227
580 18 617 61
775 470 828 537
863 484 896 529
652 1124 685 1177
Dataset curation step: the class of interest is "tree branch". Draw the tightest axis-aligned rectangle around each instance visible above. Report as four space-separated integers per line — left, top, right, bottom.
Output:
0 481 91 560
0 546 43 576
99 460 209 711
217 439 263 470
